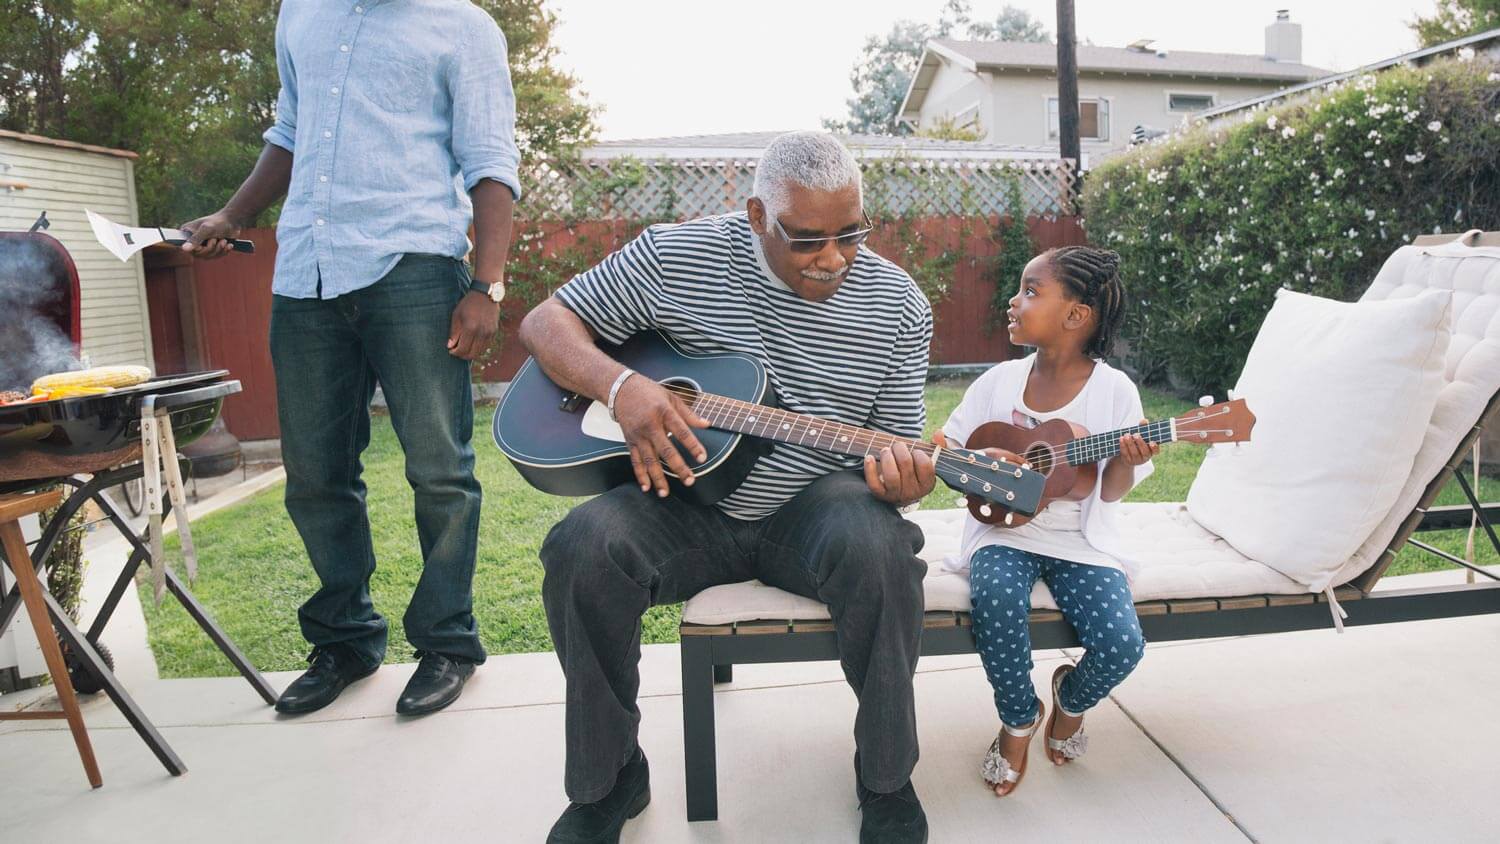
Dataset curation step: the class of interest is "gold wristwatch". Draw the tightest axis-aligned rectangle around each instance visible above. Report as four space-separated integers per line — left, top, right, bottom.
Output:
469 277 505 303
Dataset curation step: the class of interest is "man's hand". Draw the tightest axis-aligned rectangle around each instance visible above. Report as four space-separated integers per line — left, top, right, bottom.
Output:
179 209 246 260
863 441 936 506
613 376 710 498
448 291 500 360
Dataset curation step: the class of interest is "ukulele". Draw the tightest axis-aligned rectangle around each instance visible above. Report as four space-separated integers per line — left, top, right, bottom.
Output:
493 331 1048 514
961 398 1256 526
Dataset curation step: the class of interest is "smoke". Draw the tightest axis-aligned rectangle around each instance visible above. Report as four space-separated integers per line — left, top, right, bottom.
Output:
0 240 83 391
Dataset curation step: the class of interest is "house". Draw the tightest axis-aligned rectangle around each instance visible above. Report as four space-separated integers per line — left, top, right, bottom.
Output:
0 129 154 370
898 11 1331 159
1197 26 1500 122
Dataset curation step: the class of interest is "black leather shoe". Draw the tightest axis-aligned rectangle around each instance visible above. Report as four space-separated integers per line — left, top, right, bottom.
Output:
275 645 378 715
547 747 651 844
855 753 928 844
395 651 477 716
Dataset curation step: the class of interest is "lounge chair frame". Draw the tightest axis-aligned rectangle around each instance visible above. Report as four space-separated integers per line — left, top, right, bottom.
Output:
676 367 1500 823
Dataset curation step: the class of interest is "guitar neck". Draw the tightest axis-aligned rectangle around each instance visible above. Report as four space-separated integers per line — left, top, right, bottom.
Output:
1064 419 1174 466
687 391 935 459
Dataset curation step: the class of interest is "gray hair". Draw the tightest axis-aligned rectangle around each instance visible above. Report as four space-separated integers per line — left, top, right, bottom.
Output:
752 131 863 223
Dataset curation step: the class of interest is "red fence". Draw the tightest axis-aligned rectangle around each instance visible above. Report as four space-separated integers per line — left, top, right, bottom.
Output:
145 215 1083 440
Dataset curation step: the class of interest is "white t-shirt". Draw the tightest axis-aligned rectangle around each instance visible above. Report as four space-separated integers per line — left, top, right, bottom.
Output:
941 354 1153 579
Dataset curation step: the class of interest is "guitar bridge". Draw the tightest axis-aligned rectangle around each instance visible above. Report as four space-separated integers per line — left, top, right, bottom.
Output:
559 392 584 412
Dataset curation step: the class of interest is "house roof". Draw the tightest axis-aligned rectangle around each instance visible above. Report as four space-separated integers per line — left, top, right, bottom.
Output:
1197 26 1500 120
0 129 137 160
930 39 1332 81
900 39 1332 122
584 131 1065 161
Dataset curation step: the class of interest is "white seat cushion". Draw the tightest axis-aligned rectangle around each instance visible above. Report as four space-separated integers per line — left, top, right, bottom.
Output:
1186 287 1452 592
680 505 1304 625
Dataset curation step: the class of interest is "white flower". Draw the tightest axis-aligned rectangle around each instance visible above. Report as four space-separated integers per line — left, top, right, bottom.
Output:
1427 120 1443 132
1365 208 1377 220
1313 132 1326 142
1457 46 1475 61
1266 115 1279 130
1383 158 1391 167
1332 167 1345 178
1364 150 1375 158
1347 228 1359 238
1260 262 1273 273
1281 126 1296 139
1489 72 1500 82
1367 129 1381 139
1404 152 1426 164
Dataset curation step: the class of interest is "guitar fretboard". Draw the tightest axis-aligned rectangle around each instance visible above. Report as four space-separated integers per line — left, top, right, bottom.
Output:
1064 419 1174 466
686 391 938 460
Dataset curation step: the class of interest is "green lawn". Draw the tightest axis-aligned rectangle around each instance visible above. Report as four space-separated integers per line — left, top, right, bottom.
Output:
140 382 1499 678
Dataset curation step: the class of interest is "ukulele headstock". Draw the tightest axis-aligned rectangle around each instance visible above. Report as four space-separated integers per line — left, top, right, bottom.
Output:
1172 398 1256 444
935 446 1045 516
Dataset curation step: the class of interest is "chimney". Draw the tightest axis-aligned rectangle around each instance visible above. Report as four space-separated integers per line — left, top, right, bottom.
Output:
1264 9 1302 63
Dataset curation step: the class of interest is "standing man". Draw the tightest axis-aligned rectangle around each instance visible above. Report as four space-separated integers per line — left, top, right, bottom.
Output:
181 1 519 717
524 132 934 844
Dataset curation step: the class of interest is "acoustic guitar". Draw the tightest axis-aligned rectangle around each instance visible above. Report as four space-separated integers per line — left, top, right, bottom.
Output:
960 398 1256 526
493 331 1047 515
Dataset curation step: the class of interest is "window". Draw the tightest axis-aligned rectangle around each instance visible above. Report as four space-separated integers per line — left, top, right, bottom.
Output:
1168 92 1216 112
1047 97 1109 141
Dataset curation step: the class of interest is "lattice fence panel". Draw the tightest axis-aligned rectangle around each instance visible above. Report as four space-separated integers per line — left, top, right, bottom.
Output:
521 157 1077 222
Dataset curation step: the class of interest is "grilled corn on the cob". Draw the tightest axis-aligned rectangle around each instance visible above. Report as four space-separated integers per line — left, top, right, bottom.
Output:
32 365 152 397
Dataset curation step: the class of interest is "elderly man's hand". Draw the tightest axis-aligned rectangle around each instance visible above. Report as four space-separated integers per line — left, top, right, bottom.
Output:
863 441 936 507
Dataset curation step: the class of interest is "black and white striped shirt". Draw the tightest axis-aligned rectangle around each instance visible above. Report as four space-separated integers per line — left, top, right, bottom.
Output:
556 212 933 520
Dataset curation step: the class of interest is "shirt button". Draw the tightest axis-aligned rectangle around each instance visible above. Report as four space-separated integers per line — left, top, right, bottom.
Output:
323 130 332 138
316 219 326 226
355 5 364 12
330 86 339 95
319 175 329 182
340 44 350 52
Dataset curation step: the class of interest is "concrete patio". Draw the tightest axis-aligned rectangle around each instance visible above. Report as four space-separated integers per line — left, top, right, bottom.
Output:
3 557 1499 843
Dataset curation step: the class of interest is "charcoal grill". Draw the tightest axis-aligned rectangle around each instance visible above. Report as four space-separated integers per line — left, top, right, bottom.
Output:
0 214 274 779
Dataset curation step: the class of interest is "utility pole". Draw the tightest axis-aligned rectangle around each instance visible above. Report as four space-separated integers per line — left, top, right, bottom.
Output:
1056 0 1081 207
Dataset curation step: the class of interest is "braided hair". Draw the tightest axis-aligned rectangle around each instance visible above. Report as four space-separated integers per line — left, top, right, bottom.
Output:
1042 245 1125 359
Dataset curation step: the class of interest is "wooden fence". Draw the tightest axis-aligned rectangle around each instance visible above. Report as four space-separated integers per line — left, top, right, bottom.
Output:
145 214 1083 440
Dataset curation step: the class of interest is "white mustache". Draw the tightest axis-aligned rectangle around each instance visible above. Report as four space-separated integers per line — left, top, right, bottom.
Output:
801 267 848 282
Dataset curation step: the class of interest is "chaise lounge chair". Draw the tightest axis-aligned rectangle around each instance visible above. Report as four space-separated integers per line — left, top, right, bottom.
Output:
674 230 1500 822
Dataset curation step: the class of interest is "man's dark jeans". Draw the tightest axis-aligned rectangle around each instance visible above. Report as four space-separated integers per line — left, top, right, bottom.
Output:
541 470 927 803
270 254 485 669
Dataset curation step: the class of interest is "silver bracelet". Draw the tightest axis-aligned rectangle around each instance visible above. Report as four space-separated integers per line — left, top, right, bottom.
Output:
606 368 636 422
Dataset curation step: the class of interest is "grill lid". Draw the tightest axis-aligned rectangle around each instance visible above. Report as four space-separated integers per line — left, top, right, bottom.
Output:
0 215 84 391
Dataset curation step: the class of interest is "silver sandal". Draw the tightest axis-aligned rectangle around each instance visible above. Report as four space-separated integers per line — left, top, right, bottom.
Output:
1045 664 1089 763
981 699 1045 795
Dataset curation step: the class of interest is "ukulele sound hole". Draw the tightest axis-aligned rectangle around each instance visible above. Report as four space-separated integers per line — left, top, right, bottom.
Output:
1024 443 1055 475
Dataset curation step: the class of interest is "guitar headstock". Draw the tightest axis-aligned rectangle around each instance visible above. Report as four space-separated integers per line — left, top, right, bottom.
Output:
1173 398 1256 445
935 446 1046 516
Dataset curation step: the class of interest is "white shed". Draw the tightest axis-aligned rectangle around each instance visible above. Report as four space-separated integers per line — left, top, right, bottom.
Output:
0 129 155 370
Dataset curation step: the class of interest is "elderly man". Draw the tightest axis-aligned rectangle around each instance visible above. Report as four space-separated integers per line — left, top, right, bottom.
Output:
181 2 519 717
521 132 934 844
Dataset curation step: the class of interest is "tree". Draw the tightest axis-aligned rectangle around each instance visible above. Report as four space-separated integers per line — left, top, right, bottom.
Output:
825 1 1050 135
1410 0 1500 46
0 0 595 223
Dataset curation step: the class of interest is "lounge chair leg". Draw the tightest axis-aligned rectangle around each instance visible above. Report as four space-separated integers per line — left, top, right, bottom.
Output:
713 664 733 684
681 635 719 822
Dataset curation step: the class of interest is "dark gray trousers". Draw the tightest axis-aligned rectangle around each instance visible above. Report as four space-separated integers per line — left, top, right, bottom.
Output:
540 470 927 803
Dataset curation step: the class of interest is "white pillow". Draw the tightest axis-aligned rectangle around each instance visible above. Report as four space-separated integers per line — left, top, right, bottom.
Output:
1186 287 1452 591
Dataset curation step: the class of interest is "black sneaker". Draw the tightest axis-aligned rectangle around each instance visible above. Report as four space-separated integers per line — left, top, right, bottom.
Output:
855 753 928 844
396 651 477 716
547 747 651 844
274 645 378 715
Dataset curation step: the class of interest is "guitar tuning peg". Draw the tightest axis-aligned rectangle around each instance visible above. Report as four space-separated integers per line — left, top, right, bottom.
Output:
955 496 967 508
1004 513 1015 526
1227 389 1238 401
978 503 993 518
1198 395 1214 407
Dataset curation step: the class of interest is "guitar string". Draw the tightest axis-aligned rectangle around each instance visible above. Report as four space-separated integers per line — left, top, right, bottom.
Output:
657 382 1236 469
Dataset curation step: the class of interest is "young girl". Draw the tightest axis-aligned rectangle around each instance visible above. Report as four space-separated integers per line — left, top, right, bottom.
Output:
936 245 1158 797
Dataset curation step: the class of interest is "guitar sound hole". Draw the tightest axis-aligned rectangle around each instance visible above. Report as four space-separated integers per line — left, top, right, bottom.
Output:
1024 443 1054 475
660 377 702 406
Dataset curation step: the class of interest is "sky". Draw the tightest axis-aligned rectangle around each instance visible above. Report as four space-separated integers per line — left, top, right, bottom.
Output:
545 0 1444 140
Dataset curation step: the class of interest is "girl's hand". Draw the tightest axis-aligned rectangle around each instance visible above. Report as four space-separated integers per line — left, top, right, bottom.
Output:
1117 419 1160 467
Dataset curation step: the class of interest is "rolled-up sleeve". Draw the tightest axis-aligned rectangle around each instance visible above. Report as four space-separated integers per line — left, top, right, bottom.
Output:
262 9 298 153
449 15 522 200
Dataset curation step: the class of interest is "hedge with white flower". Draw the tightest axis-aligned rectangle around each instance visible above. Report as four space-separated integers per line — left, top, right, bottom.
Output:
1081 59 1500 394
